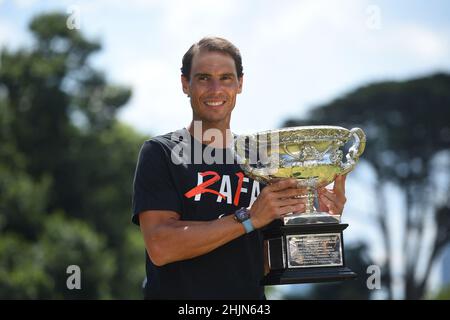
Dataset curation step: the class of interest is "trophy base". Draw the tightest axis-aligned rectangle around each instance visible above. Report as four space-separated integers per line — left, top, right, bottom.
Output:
262 222 357 286
262 266 357 285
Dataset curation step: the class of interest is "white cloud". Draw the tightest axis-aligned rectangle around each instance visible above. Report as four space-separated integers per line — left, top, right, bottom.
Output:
0 21 12 48
6 0 448 136
80 0 160 13
397 25 449 60
161 0 238 34
360 22 450 59
117 58 191 136
0 20 28 50
253 0 366 45
109 0 450 136
12 0 38 9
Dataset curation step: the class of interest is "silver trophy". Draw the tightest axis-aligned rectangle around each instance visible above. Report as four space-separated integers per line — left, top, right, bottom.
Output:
234 126 366 285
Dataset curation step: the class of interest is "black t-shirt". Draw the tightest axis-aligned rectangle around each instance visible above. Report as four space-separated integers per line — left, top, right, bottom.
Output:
132 128 265 299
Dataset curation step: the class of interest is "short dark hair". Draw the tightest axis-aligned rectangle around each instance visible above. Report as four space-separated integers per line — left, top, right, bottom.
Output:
181 36 243 80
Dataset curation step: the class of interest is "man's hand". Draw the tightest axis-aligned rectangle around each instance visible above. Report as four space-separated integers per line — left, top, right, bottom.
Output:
317 175 347 215
249 178 306 229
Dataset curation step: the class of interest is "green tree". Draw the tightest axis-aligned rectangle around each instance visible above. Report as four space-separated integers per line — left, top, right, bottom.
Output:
39 213 116 299
0 233 53 299
0 12 146 298
284 73 450 299
430 285 450 300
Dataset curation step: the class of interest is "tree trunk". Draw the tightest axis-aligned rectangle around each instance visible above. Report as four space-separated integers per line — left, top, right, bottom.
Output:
375 180 393 299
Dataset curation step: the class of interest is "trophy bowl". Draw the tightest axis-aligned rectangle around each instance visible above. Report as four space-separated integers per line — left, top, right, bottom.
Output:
234 125 366 223
234 125 366 285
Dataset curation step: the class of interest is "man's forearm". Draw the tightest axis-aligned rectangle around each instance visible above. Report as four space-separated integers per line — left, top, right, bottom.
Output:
143 214 248 266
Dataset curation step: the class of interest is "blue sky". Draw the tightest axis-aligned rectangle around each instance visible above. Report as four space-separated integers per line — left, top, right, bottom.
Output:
1 0 449 137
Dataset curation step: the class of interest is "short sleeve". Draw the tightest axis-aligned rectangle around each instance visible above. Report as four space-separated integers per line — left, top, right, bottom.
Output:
131 140 182 225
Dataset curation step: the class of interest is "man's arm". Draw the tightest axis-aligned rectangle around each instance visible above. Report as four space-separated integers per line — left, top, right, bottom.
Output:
139 210 247 266
139 178 308 266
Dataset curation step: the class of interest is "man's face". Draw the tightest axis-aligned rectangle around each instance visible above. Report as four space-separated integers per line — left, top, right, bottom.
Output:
182 50 243 125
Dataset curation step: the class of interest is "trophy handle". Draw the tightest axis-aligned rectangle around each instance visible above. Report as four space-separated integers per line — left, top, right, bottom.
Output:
340 128 366 175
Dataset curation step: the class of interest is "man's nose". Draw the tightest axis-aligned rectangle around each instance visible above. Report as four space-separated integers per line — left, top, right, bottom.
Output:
208 79 222 92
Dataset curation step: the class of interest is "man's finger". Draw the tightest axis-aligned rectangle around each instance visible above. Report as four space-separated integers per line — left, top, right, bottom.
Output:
318 194 340 215
266 178 298 192
275 186 308 199
275 197 307 207
319 187 346 208
333 174 346 196
318 188 336 202
278 203 305 216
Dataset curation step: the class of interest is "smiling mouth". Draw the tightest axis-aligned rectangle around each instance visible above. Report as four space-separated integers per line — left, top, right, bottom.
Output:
204 100 226 107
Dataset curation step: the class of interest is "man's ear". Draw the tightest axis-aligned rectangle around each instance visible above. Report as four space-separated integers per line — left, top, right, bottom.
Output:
181 75 190 96
237 75 244 94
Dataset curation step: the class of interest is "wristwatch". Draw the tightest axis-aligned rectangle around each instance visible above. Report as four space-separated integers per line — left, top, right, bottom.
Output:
234 207 255 233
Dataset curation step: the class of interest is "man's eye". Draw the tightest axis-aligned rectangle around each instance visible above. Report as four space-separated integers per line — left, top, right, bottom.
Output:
221 76 232 80
199 75 209 81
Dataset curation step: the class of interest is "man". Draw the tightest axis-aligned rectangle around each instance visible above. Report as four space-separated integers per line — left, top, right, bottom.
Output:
132 37 347 299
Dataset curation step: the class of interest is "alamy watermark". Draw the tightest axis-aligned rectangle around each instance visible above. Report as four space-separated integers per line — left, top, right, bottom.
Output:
365 5 382 30
170 120 280 166
66 5 81 30
66 265 81 290
366 264 381 290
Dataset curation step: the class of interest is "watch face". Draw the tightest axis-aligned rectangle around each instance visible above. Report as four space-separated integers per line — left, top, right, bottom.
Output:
235 208 250 222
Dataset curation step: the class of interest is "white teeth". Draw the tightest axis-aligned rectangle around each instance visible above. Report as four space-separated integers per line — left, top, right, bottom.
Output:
205 101 224 106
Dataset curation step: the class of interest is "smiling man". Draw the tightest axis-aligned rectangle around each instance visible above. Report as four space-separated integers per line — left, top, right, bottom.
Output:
181 48 242 132
131 37 347 299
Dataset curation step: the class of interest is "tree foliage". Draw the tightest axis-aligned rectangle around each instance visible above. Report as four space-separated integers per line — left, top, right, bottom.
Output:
0 13 146 299
284 73 450 299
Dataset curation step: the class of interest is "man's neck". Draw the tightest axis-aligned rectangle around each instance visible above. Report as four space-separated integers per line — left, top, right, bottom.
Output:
187 120 233 149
